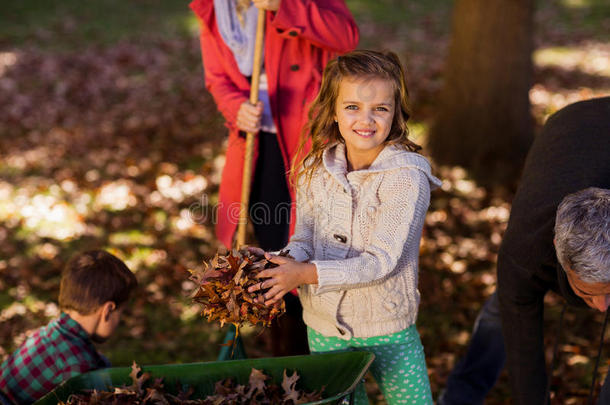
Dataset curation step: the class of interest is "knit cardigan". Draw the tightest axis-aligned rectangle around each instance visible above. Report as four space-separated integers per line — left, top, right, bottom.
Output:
285 143 442 339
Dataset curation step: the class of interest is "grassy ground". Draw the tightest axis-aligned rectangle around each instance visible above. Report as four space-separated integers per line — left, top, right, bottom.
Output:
0 0 197 51
1 0 609 403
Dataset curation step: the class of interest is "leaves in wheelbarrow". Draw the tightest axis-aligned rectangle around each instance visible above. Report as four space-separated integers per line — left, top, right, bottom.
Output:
59 363 324 404
189 248 288 328
205 367 325 404
127 361 150 394
60 362 167 405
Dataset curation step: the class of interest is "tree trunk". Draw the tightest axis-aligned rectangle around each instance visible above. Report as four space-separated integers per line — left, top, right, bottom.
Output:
428 0 535 186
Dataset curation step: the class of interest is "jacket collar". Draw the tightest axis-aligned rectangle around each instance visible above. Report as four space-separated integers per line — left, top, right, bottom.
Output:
322 142 442 190
56 312 91 342
189 0 215 26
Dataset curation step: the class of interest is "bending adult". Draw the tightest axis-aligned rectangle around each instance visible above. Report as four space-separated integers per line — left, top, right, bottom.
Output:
189 0 359 356
498 98 610 404
439 96 610 405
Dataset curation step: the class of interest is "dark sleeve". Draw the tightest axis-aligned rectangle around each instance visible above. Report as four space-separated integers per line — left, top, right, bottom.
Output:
497 252 550 405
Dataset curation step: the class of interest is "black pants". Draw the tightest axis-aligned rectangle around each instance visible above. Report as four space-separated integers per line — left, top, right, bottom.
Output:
249 131 309 356
249 131 290 250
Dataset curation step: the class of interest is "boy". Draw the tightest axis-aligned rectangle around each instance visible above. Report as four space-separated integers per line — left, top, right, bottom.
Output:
0 250 137 404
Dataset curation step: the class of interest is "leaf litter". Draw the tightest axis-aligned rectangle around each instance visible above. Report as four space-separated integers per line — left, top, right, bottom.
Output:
59 361 324 404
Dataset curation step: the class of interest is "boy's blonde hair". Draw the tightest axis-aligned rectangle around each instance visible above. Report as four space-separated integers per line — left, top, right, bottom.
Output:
292 50 420 187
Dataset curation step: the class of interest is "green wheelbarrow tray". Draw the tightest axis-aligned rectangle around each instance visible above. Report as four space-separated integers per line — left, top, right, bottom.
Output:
34 351 375 405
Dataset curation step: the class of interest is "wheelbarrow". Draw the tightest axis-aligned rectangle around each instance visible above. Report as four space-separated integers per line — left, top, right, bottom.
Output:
34 351 375 405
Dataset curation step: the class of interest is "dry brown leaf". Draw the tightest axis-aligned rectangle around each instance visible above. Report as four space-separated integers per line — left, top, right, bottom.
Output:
246 368 268 398
282 369 301 403
128 360 150 394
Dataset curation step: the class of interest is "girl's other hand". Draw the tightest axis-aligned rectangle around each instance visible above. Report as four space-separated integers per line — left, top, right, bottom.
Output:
247 254 317 305
252 0 281 11
236 101 263 133
245 246 266 256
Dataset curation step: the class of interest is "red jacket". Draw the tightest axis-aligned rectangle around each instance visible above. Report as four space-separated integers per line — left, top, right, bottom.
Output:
190 0 359 248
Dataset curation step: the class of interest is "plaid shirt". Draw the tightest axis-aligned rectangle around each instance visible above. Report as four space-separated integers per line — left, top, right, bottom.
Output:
0 312 108 405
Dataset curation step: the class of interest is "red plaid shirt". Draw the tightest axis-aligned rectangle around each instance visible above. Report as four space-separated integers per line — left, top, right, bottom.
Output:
0 312 109 404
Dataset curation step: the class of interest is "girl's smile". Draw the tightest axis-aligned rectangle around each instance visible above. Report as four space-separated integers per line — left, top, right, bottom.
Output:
334 77 395 171
353 128 376 138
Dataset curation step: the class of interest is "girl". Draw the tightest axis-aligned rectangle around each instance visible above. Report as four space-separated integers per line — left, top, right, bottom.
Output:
189 0 358 356
249 50 441 404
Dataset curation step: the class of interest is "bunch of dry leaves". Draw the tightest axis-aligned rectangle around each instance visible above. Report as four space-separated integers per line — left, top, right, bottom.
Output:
208 367 324 404
189 249 289 329
60 362 324 405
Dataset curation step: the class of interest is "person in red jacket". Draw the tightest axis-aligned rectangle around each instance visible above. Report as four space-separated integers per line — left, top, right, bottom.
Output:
190 0 359 356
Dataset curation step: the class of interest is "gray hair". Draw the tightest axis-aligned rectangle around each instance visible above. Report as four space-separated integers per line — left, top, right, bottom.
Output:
554 187 610 283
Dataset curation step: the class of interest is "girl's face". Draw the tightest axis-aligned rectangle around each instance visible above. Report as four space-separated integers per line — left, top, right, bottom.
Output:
334 76 395 170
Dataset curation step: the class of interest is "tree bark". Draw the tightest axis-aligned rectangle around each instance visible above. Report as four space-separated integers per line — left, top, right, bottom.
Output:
429 0 535 186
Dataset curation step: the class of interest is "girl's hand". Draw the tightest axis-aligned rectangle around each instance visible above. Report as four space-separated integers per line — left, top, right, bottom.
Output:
245 246 265 257
236 101 263 133
252 0 281 11
248 254 317 305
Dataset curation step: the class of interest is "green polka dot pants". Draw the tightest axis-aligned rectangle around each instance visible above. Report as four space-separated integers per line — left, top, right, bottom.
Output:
307 325 433 405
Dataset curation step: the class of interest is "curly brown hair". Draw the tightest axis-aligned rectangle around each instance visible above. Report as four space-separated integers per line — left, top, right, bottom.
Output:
291 49 420 187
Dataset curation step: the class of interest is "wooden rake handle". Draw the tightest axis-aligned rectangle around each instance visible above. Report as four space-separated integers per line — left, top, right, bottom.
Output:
236 8 266 248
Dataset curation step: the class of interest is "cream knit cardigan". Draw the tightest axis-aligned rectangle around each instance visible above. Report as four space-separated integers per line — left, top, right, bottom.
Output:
285 143 441 339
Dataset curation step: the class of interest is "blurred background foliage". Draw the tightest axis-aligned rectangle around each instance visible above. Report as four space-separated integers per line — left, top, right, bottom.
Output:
0 0 609 403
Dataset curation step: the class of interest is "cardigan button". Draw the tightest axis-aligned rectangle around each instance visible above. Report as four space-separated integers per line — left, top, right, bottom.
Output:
384 301 397 310
288 30 298 37
290 64 300 71
333 234 347 243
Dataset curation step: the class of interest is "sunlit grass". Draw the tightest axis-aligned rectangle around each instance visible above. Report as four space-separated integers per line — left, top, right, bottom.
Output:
109 230 156 247
0 52 18 77
96 180 137 212
154 173 208 203
0 0 195 51
549 0 610 39
0 186 86 241
559 0 610 10
182 13 201 37
530 42 610 121
408 120 429 146
346 0 452 26
530 85 601 120
561 0 591 8
534 44 610 77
